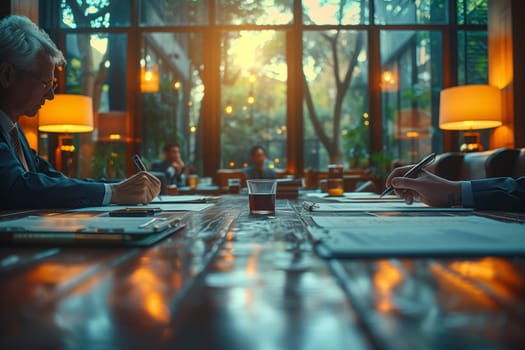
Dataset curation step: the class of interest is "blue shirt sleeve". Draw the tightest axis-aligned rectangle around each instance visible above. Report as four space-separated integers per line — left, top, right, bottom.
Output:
461 181 474 207
103 183 112 205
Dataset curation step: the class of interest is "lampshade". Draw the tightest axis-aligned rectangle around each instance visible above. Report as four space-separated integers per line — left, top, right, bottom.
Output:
38 94 94 133
439 85 502 130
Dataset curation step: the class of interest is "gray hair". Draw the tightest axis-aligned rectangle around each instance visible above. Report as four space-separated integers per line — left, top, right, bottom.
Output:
0 15 65 70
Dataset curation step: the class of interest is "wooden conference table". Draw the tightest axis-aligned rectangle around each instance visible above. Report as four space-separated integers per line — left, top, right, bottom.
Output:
0 194 524 349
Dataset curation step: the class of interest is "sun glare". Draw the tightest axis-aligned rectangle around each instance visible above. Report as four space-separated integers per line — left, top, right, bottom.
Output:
229 31 288 82
231 31 270 69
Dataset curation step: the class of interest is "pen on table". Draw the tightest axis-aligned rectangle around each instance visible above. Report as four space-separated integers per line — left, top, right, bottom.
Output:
379 152 436 198
132 154 162 200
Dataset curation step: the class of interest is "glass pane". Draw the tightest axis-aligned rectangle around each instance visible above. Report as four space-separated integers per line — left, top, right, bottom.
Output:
63 33 128 179
380 30 442 165
457 29 489 149
140 33 205 177
457 0 488 25
221 31 287 172
60 0 130 28
216 0 293 25
303 0 369 25
139 0 208 26
303 30 368 171
375 0 447 24
457 30 488 84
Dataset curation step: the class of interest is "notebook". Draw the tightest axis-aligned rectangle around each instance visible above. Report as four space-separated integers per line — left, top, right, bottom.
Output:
0 213 184 246
308 215 525 258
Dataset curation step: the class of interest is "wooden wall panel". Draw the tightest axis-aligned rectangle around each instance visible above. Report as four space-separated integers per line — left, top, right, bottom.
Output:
489 0 525 148
10 0 40 150
10 0 38 22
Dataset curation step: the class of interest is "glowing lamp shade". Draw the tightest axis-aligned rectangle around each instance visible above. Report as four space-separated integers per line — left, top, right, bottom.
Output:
38 94 94 133
439 85 502 130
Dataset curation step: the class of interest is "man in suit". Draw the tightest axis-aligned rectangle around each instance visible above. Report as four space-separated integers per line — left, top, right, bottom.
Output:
0 15 160 210
151 143 188 187
243 145 276 180
386 165 525 211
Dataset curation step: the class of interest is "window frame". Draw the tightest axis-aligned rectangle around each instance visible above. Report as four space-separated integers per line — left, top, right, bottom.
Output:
41 0 487 177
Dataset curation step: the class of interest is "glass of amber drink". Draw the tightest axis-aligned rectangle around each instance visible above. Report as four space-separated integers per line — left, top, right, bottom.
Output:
247 179 277 215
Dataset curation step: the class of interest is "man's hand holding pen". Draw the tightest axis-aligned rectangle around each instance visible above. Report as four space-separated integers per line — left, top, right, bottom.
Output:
384 163 463 207
110 171 161 205
380 152 436 198
109 155 161 205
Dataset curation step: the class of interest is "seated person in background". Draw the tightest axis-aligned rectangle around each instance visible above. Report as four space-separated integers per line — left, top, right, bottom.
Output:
243 145 277 180
386 165 525 211
0 15 160 210
151 143 188 187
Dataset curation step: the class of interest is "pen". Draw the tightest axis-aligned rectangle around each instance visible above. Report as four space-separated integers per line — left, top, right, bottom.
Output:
302 201 319 211
379 152 436 198
132 154 147 171
132 154 162 200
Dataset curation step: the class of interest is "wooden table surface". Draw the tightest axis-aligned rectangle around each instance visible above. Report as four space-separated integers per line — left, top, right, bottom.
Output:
1 196 524 349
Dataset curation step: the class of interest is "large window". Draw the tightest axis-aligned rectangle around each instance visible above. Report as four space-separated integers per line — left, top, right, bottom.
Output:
220 30 287 171
303 29 368 170
380 30 442 163
42 0 488 178
139 32 204 170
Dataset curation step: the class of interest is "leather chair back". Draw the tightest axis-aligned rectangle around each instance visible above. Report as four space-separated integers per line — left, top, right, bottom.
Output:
513 148 525 177
434 148 519 181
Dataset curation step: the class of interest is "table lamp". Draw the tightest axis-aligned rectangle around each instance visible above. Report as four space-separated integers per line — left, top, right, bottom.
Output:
439 85 502 152
38 94 94 177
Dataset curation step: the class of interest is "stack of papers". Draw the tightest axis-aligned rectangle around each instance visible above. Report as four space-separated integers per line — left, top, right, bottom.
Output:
277 179 302 199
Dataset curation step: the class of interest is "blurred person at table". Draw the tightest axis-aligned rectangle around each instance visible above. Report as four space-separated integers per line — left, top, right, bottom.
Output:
385 165 525 211
151 143 189 187
243 145 277 180
0 15 160 210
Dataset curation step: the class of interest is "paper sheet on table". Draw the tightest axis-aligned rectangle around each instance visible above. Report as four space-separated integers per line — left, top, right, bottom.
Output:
151 195 210 203
304 192 402 202
306 201 472 212
309 215 525 257
68 202 214 213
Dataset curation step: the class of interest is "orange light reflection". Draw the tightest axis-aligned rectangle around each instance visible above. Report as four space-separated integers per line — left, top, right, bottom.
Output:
129 267 170 324
430 263 496 310
373 261 403 313
448 258 525 302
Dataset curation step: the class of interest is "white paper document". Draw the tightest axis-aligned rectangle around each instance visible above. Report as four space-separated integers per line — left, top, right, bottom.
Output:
69 203 214 213
306 201 472 212
150 195 210 203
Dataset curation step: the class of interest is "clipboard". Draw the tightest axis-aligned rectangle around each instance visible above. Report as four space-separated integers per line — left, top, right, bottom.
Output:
0 213 184 246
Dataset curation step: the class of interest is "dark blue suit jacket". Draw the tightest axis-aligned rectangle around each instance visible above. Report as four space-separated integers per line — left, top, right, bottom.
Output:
243 166 276 180
0 127 106 210
150 160 186 186
471 177 525 211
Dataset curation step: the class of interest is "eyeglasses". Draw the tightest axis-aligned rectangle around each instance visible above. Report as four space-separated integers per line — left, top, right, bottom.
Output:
19 69 58 92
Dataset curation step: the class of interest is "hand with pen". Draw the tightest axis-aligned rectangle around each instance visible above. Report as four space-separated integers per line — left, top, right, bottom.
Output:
110 155 161 205
385 165 462 207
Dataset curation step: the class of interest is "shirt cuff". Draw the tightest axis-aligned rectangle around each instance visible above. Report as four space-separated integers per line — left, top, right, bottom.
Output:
102 183 112 205
461 181 474 208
